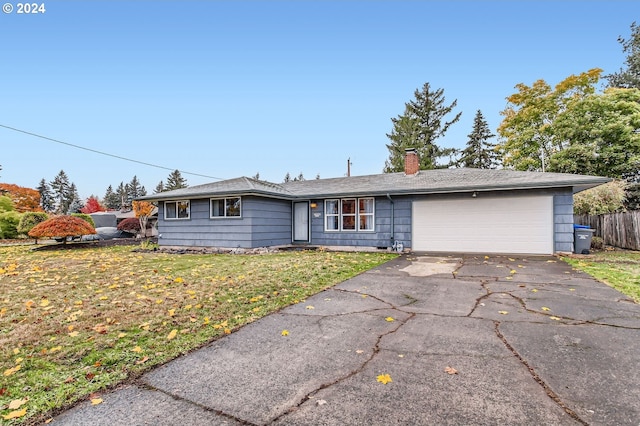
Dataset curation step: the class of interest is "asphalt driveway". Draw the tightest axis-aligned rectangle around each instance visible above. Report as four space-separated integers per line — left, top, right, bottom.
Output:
52 254 640 425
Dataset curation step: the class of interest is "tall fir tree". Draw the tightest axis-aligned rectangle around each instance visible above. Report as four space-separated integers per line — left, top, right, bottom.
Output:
103 185 120 210
37 178 54 212
116 182 127 210
50 170 71 214
606 22 640 89
154 181 165 193
384 82 461 172
458 110 499 169
165 170 187 191
126 175 146 203
65 183 83 214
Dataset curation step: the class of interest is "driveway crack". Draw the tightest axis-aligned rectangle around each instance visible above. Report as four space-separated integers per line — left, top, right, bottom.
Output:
269 310 416 424
138 382 258 426
493 321 588 425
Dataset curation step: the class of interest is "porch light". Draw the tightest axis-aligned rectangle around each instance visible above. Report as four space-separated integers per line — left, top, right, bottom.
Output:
472 192 478 198
310 202 317 208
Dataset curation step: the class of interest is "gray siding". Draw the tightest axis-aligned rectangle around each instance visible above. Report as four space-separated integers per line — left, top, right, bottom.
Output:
157 189 575 253
553 190 574 253
309 196 411 249
157 196 291 248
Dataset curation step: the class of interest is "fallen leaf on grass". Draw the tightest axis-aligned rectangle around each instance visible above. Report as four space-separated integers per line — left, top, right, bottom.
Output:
3 365 21 376
8 397 28 409
132 346 142 353
444 366 458 375
376 374 392 384
167 329 177 340
135 356 149 365
2 408 27 420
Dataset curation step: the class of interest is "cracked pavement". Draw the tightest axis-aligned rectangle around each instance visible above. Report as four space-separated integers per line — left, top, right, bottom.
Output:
52 254 640 425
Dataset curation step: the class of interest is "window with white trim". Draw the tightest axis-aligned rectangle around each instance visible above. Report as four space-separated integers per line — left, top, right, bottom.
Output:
210 197 241 218
325 198 375 231
165 200 190 220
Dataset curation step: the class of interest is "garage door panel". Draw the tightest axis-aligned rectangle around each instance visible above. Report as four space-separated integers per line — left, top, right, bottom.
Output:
412 196 553 254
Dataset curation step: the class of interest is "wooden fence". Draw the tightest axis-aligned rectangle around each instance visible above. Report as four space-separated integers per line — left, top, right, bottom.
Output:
574 211 640 251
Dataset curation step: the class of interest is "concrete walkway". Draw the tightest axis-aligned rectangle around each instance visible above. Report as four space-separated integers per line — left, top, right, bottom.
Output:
52 254 640 425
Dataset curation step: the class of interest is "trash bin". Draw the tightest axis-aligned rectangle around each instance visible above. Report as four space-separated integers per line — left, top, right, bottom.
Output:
574 225 594 254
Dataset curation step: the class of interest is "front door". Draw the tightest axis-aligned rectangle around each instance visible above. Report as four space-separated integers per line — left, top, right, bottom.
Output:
293 202 309 242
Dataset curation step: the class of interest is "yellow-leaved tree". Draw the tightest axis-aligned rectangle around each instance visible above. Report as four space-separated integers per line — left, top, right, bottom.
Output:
132 201 155 237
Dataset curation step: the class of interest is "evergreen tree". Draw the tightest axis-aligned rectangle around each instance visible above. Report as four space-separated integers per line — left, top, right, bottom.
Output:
252 172 260 180
103 185 120 210
37 178 54 212
293 172 305 181
116 182 127 210
458 110 499 169
50 170 71 214
606 22 640 89
154 181 165 193
283 172 291 183
165 170 187 191
384 82 461 172
127 175 145 202
65 183 83 214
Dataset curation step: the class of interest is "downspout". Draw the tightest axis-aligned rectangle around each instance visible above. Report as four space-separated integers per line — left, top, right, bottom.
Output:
386 193 395 248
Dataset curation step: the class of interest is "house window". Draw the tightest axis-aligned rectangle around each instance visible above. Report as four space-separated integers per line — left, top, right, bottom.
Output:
325 199 339 230
165 200 190 220
325 198 375 231
211 197 242 218
359 198 374 231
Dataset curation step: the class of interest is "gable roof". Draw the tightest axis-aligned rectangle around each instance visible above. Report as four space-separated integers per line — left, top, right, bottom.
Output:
138 169 610 202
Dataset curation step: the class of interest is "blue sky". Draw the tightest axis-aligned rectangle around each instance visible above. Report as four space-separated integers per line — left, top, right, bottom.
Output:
1 1 636 200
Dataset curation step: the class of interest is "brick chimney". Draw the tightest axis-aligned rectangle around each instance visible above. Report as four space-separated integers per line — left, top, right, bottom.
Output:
404 148 419 175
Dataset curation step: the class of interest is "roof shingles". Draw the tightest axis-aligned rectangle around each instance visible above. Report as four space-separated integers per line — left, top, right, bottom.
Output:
138 169 610 202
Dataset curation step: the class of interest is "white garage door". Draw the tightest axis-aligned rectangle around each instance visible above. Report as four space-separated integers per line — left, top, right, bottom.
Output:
412 195 554 254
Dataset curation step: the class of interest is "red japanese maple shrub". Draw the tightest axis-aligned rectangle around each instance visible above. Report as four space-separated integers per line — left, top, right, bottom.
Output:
28 215 96 242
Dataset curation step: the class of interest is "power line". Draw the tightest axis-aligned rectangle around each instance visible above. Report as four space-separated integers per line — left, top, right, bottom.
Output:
0 124 224 181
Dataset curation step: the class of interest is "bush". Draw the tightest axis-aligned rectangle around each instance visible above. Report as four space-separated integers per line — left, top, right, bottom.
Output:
117 217 141 233
28 215 96 242
71 213 95 228
18 212 49 236
0 195 14 213
574 180 627 215
591 236 605 250
0 211 22 239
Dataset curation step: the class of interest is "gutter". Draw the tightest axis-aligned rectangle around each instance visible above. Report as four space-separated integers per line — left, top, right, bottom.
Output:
386 193 394 246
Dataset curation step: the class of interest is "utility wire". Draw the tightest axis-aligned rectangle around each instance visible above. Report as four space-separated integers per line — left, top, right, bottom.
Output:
0 124 224 180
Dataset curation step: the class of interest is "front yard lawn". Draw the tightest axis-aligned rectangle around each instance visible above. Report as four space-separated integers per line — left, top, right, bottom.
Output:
562 249 640 303
0 245 396 424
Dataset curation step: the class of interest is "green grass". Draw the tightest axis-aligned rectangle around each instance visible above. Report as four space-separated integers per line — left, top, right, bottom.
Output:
0 244 396 424
562 249 640 303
